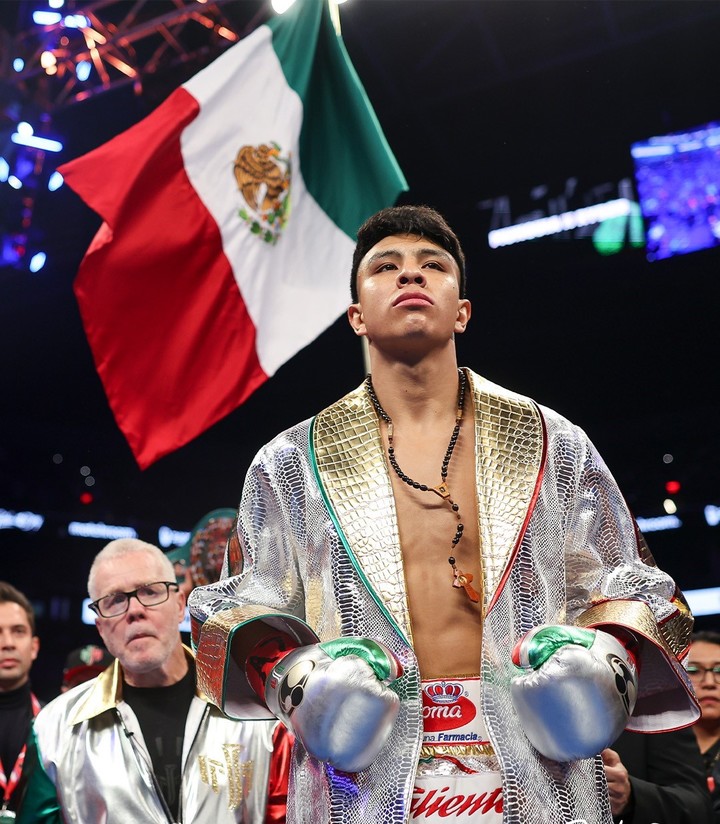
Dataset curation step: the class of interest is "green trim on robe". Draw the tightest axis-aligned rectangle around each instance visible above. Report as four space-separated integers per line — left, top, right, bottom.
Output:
16 726 63 824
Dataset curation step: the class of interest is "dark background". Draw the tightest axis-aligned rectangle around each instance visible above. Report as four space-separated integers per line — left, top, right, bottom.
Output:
1 0 719 699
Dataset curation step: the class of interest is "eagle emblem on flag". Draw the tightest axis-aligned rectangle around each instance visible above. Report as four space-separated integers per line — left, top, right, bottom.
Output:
234 142 292 244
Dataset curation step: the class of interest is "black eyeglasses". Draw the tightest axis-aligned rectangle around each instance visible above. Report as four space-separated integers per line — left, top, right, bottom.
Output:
687 664 720 684
89 581 179 618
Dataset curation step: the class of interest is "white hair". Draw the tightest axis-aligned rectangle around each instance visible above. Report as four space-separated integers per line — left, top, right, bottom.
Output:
87 538 175 600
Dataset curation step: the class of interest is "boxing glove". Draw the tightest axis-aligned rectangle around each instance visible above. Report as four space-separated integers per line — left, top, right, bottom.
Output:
264 637 403 772
510 625 638 762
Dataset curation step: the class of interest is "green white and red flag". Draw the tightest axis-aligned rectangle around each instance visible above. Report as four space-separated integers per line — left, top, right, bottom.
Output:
60 0 407 468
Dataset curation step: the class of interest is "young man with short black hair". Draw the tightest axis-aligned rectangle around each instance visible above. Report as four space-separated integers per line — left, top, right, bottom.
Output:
190 205 698 824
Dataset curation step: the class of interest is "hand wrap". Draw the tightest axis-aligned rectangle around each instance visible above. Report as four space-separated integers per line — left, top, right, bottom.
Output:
264 637 402 772
510 625 638 762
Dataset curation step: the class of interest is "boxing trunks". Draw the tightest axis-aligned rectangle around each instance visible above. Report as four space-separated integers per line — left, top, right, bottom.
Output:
414 677 503 821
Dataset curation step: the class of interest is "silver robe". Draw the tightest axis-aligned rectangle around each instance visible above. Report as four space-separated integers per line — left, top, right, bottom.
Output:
189 370 698 824
22 652 280 823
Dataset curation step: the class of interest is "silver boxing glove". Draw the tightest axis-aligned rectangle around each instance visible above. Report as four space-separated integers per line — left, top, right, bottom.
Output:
510 625 638 762
265 637 402 772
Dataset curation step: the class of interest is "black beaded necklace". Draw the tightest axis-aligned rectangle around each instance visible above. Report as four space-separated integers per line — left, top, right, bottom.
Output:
365 368 480 603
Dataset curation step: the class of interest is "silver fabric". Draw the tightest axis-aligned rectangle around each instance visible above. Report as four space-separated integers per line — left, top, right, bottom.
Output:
189 369 698 824
265 644 400 772
510 627 638 761
31 658 277 823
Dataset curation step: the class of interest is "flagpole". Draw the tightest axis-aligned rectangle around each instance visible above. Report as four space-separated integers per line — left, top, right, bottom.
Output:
361 335 371 376
326 1 369 374
328 0 341 35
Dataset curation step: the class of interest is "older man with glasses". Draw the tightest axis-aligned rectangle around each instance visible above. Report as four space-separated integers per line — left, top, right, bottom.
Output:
19 538 290 824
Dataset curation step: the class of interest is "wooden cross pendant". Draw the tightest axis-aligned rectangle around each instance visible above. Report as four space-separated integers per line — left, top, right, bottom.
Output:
452 568 480 603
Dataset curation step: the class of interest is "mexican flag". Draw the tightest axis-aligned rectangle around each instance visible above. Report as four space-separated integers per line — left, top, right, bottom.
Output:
60 0 407 469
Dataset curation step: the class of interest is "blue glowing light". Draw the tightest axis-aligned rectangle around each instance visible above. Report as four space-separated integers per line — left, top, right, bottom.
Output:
29 252 47 273
33 11 62 25
75 60 92 81
48 171 64 191
63 14 89 28
11 133 64 153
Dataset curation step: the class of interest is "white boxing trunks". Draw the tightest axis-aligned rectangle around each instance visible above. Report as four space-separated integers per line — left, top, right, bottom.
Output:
413 677 503 822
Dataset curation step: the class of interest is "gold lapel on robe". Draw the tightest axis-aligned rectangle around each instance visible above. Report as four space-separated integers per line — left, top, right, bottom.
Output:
311 371 546 637
466 370 545 611
312 385 413 642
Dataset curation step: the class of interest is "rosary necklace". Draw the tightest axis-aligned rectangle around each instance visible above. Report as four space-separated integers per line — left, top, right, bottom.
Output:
365 369 480 603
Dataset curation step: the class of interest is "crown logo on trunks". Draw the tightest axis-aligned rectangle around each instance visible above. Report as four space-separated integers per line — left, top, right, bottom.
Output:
424 682 463 704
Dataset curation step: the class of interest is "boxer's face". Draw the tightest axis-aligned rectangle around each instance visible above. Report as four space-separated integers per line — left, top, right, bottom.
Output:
348 233 470 353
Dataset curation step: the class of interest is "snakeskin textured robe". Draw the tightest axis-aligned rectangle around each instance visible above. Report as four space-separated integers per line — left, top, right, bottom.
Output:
190 370 698 824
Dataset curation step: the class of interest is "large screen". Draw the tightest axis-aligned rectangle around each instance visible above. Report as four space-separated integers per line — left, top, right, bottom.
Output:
631 122 720 261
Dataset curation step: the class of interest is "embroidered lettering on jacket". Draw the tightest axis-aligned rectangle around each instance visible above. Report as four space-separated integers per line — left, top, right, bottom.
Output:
198 744 254 810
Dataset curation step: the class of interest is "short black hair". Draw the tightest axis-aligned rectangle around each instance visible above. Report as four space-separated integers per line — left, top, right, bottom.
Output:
350 205 466 303
692 630 720 647
0 581 36 634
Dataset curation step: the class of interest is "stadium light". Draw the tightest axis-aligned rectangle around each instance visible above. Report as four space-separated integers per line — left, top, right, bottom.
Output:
32 10 62 25
29 252 47 272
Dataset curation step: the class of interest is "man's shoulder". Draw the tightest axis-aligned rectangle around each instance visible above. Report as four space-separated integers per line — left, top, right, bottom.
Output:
252 416 313 464
466 368 542 410
253 383 368 460
467 369 582 428
34 678 99 731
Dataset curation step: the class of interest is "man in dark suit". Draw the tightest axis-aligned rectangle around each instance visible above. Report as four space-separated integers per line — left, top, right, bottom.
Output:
603 727 713 823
